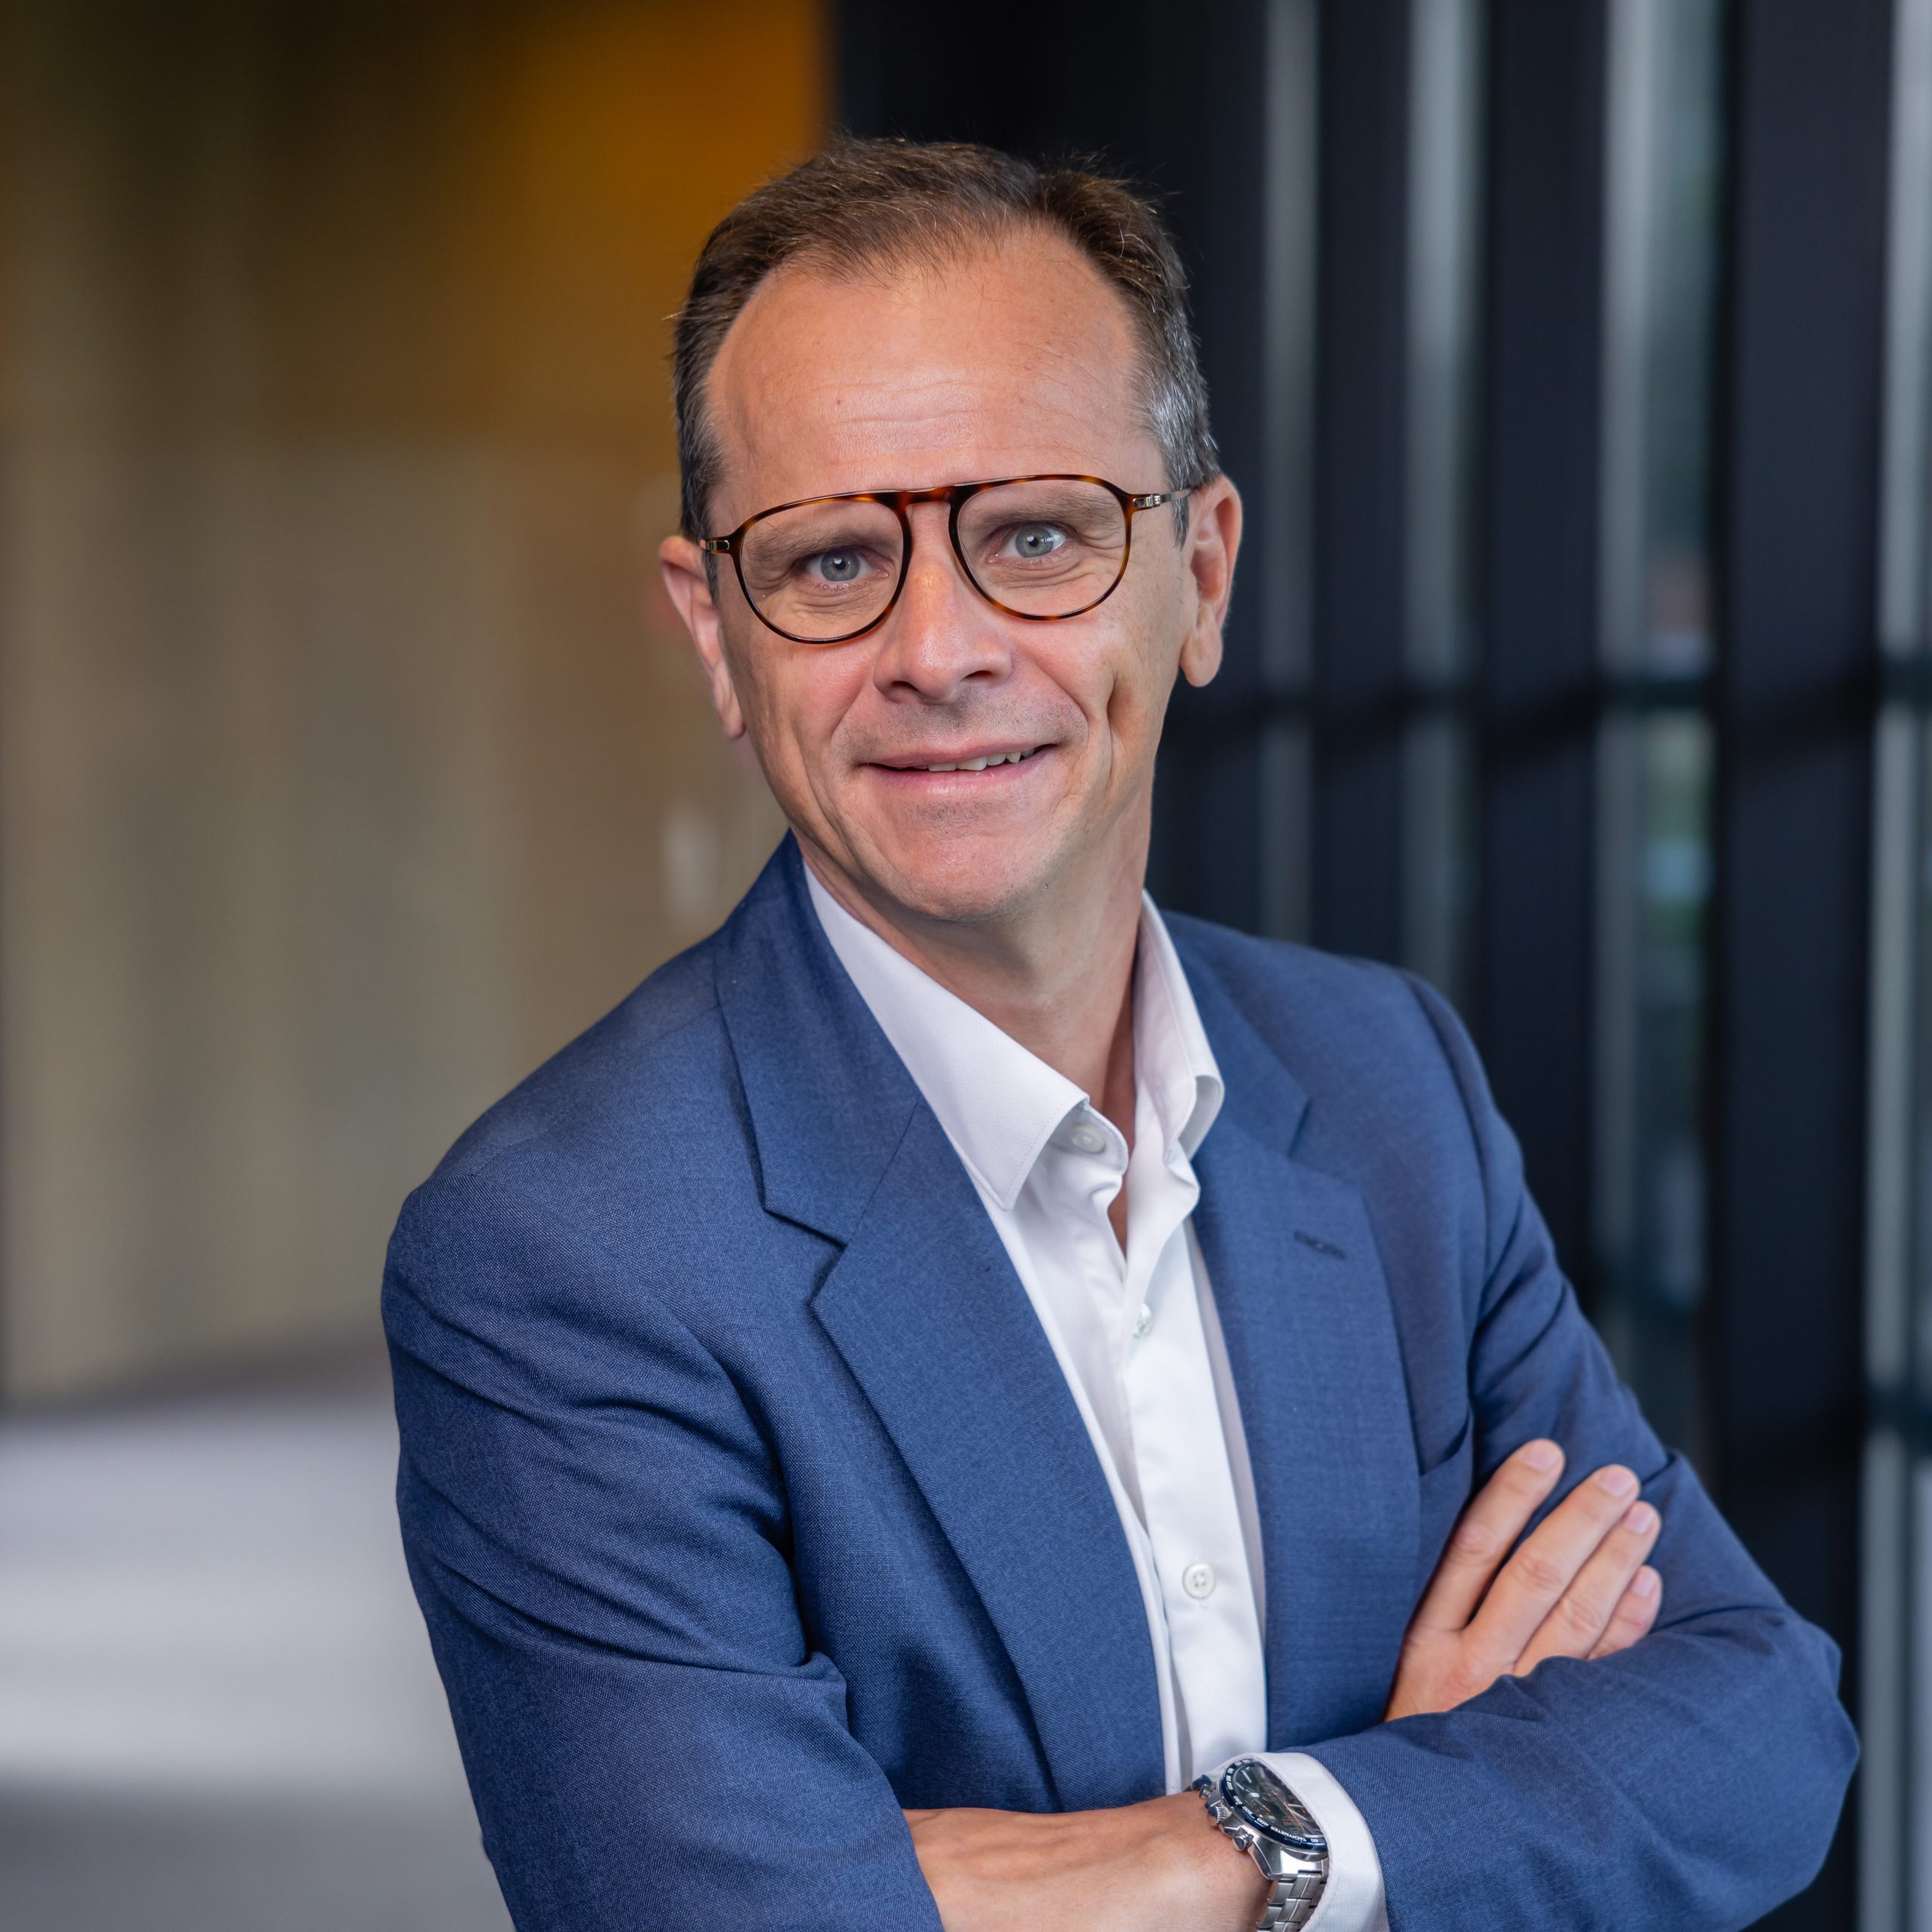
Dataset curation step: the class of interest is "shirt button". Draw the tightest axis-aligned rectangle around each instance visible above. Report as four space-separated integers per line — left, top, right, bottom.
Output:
1134 1303 1153 1339
1182 1561 1216 1600
1069 1124 1106 1154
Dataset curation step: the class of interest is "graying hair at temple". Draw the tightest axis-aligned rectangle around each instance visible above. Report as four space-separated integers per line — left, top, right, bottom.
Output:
670 137 1220 541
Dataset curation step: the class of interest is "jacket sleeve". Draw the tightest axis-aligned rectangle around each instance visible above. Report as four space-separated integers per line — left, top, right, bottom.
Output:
1301 975 1857 1932
382 1171 943 1932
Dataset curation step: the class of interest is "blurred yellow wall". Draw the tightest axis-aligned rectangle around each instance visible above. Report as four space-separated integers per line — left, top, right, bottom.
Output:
0 1 819 1399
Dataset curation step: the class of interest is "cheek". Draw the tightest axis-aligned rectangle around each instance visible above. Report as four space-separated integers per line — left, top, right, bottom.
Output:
735 641 867 777
1080 605 1177 733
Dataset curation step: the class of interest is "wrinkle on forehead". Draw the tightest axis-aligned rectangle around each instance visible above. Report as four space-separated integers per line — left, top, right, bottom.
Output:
703 230 1158 523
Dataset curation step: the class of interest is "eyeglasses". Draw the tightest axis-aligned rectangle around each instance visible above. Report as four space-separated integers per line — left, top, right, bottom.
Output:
700 474 1187 646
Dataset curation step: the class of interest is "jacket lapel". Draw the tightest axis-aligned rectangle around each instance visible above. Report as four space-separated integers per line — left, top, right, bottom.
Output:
811 1109 1165 1808
1180 945 1420 1749
715 841 1164 1809
714 840 921 1243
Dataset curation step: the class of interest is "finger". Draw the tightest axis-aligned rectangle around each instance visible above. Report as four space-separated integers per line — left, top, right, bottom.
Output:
1465 1463 1642 1659
1410 1439 1566 1633
1513 1499 1661 1674
1589 1565 1663 1660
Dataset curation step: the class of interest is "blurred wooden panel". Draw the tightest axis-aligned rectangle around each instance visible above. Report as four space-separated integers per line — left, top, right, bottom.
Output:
0 0 817 1398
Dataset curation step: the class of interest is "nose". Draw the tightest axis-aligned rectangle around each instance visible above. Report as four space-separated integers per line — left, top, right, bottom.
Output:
869 504 1014 703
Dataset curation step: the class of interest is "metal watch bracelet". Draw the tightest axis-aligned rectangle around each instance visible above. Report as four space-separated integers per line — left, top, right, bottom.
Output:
1192 1765 1329 1932
1253 1866 1327 1932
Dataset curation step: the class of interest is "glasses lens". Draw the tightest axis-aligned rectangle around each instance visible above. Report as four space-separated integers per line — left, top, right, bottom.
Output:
736 497 903 641
955 479 1129 617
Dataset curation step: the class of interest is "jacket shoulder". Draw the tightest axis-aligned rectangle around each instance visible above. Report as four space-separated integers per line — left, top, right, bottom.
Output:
385 919 787 1334
1162 911 1463 1098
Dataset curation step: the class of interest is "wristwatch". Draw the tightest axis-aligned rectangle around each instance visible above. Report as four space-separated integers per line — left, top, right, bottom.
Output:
1192 1758 1330 1930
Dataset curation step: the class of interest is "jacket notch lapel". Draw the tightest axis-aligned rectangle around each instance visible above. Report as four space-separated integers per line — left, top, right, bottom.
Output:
713 838 919 1243
1195 1124 1419 1747
719 842 1164 1807
1179 946 1420 1749
810 1105 1166 1810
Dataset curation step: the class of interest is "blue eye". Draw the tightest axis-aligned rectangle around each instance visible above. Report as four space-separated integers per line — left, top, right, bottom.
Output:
1010 524 1066 558
811 549 864 583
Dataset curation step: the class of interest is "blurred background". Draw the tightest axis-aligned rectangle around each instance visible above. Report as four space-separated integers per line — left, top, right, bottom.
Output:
0 0 1921 1927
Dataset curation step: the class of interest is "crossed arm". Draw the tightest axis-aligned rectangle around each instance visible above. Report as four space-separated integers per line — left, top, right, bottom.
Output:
907 1438 1665 1931
388 979 1852 1930
907 985 1854 1930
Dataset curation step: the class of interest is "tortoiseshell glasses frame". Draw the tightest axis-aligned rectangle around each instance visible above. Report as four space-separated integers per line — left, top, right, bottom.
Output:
698 473 1188 646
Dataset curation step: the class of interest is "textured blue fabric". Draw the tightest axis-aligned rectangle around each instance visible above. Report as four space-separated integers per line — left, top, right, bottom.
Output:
385 837 1854 1930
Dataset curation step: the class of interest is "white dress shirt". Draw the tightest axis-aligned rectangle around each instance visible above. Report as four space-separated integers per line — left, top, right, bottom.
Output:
806 870 1389 1931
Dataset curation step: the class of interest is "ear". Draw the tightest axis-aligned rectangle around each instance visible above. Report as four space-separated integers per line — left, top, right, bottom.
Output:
1175 474 1242 689
660 533 746 739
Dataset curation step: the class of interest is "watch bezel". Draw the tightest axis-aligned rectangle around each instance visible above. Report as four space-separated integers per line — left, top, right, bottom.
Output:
1217 1758 1329 1855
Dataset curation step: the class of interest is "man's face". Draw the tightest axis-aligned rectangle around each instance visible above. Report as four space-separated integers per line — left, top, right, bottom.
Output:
661 228 1240 932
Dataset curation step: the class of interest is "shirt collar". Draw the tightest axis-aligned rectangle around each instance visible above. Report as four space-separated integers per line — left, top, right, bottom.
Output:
1133 891 1224 1164
804 866 1223 1211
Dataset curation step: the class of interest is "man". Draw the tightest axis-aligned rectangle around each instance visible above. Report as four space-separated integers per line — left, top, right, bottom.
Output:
385 141 1854 1930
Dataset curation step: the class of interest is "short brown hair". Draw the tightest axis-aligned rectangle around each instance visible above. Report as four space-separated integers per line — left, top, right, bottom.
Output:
671 138 1218 539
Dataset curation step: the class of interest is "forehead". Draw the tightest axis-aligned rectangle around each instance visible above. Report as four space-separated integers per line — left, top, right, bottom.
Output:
703 228 1158 527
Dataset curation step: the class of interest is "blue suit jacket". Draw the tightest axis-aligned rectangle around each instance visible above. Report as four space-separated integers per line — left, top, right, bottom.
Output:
385 838 1854 1930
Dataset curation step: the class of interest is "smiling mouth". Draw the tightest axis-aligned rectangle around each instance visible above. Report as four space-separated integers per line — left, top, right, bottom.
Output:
881 745 1049 774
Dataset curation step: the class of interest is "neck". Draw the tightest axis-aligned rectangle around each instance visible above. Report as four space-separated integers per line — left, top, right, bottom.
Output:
801 829 1147 1121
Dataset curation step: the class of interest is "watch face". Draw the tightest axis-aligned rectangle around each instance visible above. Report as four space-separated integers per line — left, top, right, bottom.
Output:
1219 1759 1328 1854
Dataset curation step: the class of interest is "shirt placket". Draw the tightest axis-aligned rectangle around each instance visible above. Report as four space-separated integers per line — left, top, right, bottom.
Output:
1042 1106 1142 1503
1119 1140 1267 1777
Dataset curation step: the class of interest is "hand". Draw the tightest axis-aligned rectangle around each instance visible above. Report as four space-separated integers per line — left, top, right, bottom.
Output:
903 1792 1265 1932
1385 1438 1662 1721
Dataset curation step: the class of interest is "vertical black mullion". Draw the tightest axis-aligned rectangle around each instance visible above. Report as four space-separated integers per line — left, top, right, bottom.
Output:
1474 0 1609 1299
1309 0 1411 964
831 0 881 135
1708 3 1890 1923
1152 0 1275 933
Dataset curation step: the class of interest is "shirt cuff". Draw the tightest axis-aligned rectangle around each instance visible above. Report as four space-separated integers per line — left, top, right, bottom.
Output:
1251 1752 1389 1932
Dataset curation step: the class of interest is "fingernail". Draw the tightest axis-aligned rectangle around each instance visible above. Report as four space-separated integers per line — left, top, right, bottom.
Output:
1623 1501 1657 1535
1523 1440 1563 1472
1632 1566 1660 1599
1595 1465 1639 1499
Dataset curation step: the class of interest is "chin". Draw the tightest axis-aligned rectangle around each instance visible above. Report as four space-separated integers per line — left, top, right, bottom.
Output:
861 837 1057 928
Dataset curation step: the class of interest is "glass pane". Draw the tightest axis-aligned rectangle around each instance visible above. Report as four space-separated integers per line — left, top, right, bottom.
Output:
1638 0 1724 676
1874 0 1932 1917
1915 1460 1932 1926
1598 711 1713 1466
1593 0 1725 1471
1915 675 1932 1932
1398 0 1483 1006
1601 0 1725 680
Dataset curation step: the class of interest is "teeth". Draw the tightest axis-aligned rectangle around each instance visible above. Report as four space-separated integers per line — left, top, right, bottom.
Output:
917 747 1038 774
